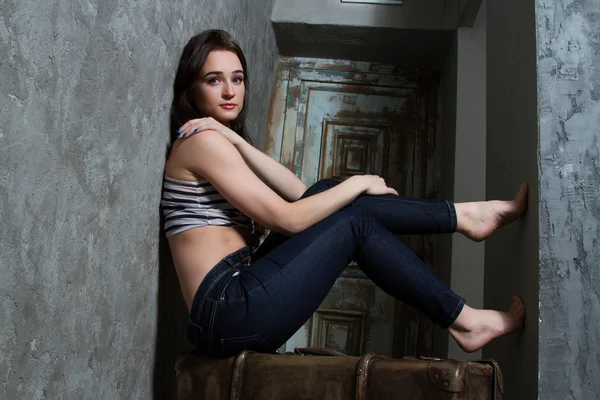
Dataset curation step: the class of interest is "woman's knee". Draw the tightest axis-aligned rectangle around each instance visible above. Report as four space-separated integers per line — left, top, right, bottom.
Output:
327 208 379 245
332 207 374 228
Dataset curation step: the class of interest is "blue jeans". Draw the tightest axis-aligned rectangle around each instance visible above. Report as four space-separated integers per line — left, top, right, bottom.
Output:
186 179 465 357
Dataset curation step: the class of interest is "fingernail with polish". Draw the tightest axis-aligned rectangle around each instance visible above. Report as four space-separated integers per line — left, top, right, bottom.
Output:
193 128 198 132
182 133 187 137
175 134 180 138
176 128 180 133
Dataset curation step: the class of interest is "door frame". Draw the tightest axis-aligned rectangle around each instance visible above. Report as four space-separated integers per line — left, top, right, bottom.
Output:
265 56 443 357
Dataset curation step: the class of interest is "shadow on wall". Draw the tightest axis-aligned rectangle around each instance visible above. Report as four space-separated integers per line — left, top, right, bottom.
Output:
153 160 192 400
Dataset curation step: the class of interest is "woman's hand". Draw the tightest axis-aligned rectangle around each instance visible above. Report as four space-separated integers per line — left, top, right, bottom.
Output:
349 175 398 196
176 117 244 146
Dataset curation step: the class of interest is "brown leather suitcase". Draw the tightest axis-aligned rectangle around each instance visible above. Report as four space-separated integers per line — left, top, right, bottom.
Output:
175 348 503 400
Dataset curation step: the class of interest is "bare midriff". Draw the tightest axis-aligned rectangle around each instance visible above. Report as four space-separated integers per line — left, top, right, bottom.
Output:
164 141 254 313
168 224 252 313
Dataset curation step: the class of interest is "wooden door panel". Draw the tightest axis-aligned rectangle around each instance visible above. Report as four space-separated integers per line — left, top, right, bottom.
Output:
276 278 397 357
266 57 440 357
320 120 389 180
282 73 417 179
309 278 398 356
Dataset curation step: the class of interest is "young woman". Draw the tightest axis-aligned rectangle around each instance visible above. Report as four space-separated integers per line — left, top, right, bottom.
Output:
163 29 526 357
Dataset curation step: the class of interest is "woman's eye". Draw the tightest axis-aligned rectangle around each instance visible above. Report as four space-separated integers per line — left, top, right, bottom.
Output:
208 77 219 85
233 77 244 84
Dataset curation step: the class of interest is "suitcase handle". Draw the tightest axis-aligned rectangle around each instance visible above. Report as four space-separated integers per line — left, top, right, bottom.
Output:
356 353 386 400
231 350 253 400
475 358 503 400
293 348 388 400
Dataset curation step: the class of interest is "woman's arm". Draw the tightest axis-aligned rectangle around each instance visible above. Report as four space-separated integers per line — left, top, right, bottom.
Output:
177 117 306 201
232 140 306 201
176 130 396 235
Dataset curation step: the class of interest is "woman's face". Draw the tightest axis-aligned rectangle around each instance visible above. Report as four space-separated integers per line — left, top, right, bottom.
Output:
196 50 245 125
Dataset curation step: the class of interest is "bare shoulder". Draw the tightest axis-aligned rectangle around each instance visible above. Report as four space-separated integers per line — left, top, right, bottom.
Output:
171 130 244 180
170 131 232 164
180 130 231 154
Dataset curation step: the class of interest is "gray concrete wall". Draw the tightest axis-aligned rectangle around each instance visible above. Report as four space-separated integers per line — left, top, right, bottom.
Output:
0 1 278 399
448 0 486 361
535 1 600 398
484 0 539 398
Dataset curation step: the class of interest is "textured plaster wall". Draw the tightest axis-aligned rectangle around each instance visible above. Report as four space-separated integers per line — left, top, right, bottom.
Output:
484 0 539 398
0 1 277 399
535 0 600 398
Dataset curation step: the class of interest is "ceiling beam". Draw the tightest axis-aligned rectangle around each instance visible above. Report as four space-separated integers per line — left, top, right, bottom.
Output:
458 0 484 27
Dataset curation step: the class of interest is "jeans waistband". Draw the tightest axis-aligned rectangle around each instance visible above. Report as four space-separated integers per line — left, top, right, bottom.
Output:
189 246 252 323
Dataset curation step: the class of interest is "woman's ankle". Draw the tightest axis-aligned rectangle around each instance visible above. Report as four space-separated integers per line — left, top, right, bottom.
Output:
448 297 526 353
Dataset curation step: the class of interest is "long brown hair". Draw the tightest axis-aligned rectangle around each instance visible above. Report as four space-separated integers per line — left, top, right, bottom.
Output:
170 30 252 145
170 30 265 245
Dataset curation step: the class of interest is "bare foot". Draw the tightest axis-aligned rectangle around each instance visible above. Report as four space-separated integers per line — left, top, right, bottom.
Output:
455 183 528 242
448 296 526 353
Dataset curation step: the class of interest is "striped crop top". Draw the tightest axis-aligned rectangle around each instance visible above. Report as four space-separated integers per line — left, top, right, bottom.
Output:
161 176 253 238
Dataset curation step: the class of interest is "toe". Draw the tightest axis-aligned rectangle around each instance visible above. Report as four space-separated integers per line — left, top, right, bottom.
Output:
510 296 526 318
514 185 528 214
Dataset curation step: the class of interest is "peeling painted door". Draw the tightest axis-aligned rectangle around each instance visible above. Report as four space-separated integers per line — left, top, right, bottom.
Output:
265 57 441 358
